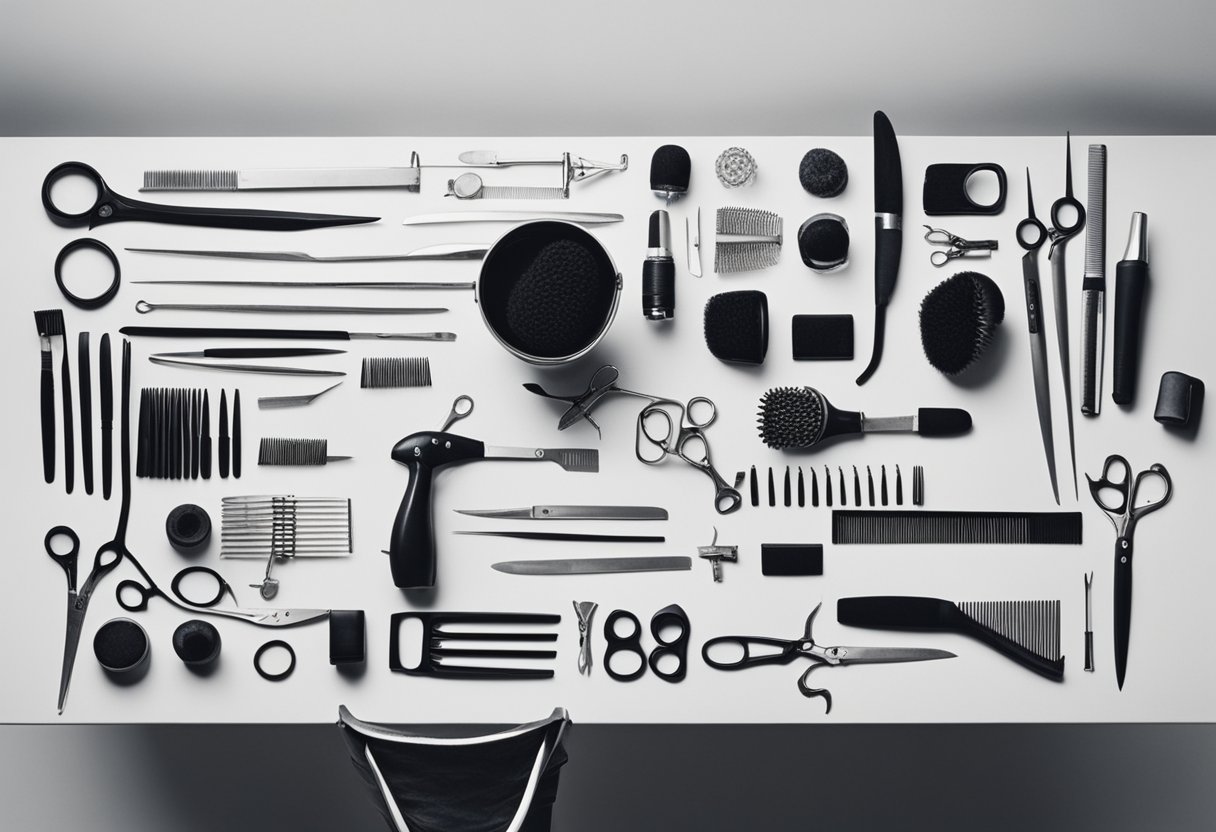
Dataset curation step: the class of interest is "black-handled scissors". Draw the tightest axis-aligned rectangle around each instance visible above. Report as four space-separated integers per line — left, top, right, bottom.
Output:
524 364 654 436
1086 453 1173 690
701 603 955 713
637 396 742 514
115 564 330 627
44 524 125 714
42 162 377 231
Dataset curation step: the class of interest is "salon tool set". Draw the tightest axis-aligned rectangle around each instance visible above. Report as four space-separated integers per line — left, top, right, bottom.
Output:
389 611 560 679
837 596 1064 681
388 395 599 588
703 603 954 713
127 243 486 262
831 510 1082 545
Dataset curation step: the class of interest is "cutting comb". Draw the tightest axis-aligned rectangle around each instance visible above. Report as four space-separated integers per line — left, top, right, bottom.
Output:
389 611 560 679
258 437 351 466
714 207 783 273
360 356 432 389
831 510 1083 544
838 596 1064 680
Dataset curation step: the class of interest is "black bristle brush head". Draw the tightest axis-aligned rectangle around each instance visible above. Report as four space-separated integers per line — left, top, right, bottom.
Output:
918 271 1005 377
650 144 691 202
757 386 828 449
704 290 768 364
799 148 848 198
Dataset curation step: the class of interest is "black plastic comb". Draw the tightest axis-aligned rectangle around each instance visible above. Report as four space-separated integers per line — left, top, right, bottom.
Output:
389 612 560 679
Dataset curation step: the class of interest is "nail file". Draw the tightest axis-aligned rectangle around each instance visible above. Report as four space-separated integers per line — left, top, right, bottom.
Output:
831 510 1083 545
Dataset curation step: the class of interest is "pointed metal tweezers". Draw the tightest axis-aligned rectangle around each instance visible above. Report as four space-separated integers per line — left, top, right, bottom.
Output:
125 242 487 262
574 601 598 675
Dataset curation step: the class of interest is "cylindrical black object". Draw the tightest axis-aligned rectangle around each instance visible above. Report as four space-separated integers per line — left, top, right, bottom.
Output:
476 221 621 364
94 618 150 675
166 503 211 554
173 620 222 667
642 210 674 321
1113 212 1148 406
330 609 366 665
650 145 691 202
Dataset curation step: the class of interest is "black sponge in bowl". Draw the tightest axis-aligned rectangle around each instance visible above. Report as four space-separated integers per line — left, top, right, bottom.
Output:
797 214 849 272
799 148 848 197
704 290 768 365
919 271 1005 376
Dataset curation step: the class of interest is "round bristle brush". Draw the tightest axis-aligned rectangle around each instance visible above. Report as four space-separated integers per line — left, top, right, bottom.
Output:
757 386 972 450
919 271 1005 376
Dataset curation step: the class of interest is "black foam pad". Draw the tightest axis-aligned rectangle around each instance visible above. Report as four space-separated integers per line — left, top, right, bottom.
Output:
330 609 366 665
761 543 824 576
704 290 768 364
650 144 691 194
798 148 848 197
792 314 854 360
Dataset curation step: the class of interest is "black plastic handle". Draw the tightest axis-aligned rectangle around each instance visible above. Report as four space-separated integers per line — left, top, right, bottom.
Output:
1112 258 1148 405
1113 535 1134 690
389 432 485 588
916 408 973 436
837 596 957 629
874 225 902 310
40 350 54 483
701 635 796 669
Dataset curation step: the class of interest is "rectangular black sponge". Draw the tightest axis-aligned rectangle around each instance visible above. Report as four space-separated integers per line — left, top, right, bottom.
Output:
792 314 853 360
761 543 824 576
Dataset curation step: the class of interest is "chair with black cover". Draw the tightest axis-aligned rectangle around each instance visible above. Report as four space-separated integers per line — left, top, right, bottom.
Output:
337 705 572 832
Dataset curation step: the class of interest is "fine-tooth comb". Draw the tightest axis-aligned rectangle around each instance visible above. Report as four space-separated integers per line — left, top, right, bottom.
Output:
714 207 783 273
258 437 351 466
837 596 1064 681
831 510 1083 545
361 356 432 389
389 611 560 679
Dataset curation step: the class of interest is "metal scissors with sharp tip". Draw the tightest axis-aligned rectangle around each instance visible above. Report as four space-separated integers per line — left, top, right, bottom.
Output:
524 365 654 436
923 225 998 266
637 396 742 514
702 603 955 713
42 162 377 231
1086 454 1173 690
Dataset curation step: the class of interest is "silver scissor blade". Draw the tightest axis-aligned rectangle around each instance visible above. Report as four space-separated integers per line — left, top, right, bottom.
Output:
125 243 486 262
141 167 421 191
1048 245 1079 499
57 603 86 714
1025 255 1061 505
457 151 561 167
481 446 599 473
402 211 623 226
454 505 667 520
831 645 957 665
492 556 691 575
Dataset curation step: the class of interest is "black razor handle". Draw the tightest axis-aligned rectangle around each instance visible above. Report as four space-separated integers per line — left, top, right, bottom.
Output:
389 431 486 588
100 333 112 499
79 333 93 495
1112 257 1147 406
61 333 74 494
40 344 54 483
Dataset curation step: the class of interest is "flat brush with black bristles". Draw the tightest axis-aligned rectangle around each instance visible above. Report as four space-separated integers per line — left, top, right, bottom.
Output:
361 357 432 389
757 386 971 450
837 596 1064 681
715 207 783 273
34 310 65 483
258 437 351 466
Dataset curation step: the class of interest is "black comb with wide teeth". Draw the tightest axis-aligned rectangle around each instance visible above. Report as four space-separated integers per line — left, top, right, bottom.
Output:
388 611 560 679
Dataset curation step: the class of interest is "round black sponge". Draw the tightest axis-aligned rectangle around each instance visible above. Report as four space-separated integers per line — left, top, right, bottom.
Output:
799 148 848 197
919 271 1006 376
797 214 850 271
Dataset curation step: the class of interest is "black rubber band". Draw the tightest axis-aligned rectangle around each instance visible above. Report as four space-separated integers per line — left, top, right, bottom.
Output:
171 565 227 608
254 640 296 681
55 237 121 309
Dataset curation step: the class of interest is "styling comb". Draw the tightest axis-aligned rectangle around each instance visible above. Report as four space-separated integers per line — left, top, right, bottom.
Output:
837 596 1064 680
34 310 65 483
389 611 560 679
714 207 783 273
360 356 432 389
258 437 351 466
831 510 1083 544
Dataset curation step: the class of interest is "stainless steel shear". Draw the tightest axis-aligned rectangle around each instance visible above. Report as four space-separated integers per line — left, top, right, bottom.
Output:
524 364 653 435
923 225 998 266
637 396 742 514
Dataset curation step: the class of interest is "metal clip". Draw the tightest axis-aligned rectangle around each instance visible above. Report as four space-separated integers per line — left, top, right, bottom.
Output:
923 225 999 266
697 526 738 582
574 601 598 675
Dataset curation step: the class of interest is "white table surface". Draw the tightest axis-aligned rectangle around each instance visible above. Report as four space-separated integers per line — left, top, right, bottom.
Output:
1 135 1212 724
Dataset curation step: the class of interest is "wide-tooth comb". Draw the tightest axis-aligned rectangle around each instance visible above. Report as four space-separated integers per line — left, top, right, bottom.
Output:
714 207 783 273
257 437 351 466
837 596 1064 680
831 510 1083 544
360 356 432 389
389 611 560 679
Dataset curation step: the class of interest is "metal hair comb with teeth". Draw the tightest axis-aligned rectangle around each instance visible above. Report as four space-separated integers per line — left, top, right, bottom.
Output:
361 357 433 389
714 207 783 273
258 437 351 466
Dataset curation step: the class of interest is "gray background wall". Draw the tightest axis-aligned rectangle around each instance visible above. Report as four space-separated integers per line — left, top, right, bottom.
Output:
5 1 1216 829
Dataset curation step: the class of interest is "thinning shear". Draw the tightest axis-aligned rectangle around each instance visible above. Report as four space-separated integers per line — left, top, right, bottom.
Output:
1086 454 1173 690
637 396 742 514
702 603 955 713
923 225 998 266
115 565 329 627
42 162 377 231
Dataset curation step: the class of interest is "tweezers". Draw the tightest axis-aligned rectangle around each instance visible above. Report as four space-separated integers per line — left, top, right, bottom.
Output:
149 356 346 376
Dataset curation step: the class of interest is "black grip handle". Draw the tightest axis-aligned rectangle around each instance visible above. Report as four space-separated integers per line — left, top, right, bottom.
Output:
389 432 485 588
916 408 973 436
1112 259 1148 405
40 355 54 483
1113 536 1133 689
837 596 957 629
61 346 74 494
873 225 902 308
641 257 675 319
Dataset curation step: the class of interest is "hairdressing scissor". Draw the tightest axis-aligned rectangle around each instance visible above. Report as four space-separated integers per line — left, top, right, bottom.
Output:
702 603 955 713
114 564 330 627
637 396 742 514
42 162 377 231
1086 453 1173 690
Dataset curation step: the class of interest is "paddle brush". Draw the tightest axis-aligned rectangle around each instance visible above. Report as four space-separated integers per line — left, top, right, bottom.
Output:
919 271 1005 376
757 386 972 450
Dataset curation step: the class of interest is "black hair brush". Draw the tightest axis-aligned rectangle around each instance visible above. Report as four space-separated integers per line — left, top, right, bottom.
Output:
757 386 972 450
919 271 1005 376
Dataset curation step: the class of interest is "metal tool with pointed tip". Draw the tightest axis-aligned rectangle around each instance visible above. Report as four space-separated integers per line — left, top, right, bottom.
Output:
703 603 955 714
454 505 667 521
402 211 623 226
857 110 903 386
258 382 342 410
121 326 456 342
149 356 345 376
454 530 664 543
686 207 703 277
138 300 446 316
132 278 475 291
389 396 598 588
492 557 690 575
1080 145 1108 416
125 243 486 262
697 527 738 583
141 155 423 192
574 601 598 675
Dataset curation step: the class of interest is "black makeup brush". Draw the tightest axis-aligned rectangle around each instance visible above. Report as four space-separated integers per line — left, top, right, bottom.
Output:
919 271 1005 376
757 386 971 450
